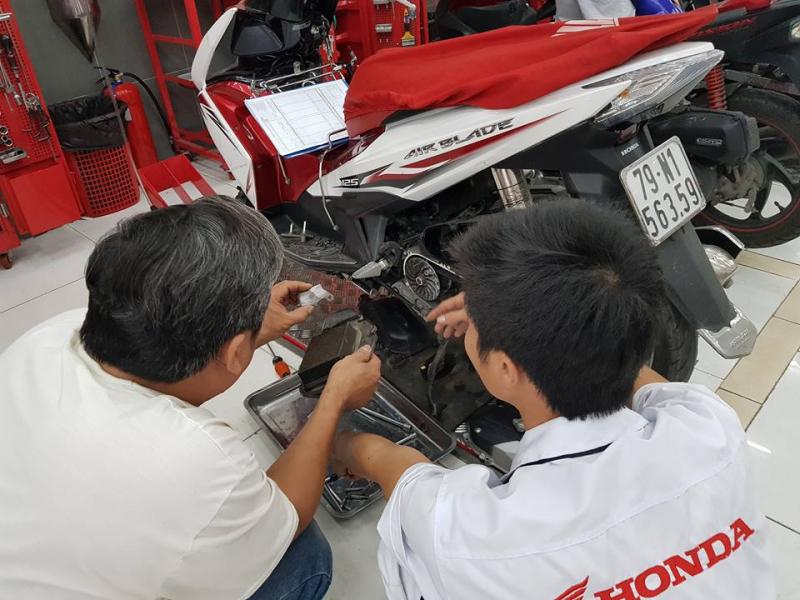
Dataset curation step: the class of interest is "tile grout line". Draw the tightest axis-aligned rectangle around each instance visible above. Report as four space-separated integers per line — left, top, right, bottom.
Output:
66 224 99 246
737 253 800 280
774 278 800 326
723 316 800 403
1 277 85 314
745 402 765 432
766 516 800 537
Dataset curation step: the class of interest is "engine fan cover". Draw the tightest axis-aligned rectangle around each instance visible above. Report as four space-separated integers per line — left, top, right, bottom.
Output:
403 255 441 303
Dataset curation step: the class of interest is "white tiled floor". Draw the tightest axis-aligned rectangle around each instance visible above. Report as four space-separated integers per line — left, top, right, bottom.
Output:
748 356 800 533
754 235 800 266
3 167 800 598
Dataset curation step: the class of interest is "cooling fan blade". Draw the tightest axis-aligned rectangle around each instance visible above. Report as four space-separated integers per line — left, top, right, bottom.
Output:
403 256 441 303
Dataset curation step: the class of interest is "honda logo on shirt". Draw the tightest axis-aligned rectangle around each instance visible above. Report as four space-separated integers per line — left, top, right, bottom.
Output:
555 576 589 600
554 518 755 600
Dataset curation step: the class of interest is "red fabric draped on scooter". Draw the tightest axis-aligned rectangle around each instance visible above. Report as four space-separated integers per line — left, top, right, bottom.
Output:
344 7 719 137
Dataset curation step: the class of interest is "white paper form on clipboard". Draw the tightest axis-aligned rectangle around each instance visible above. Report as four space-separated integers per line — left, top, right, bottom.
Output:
244 80 350 158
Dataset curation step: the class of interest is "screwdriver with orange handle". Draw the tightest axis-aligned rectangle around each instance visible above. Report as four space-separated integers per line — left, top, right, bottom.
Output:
266 343 291 378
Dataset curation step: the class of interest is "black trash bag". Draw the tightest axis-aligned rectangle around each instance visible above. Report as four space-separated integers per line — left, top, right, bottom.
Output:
49 94 127 151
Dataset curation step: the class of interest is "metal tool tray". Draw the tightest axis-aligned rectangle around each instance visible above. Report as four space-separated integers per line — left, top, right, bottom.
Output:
245 374 455 518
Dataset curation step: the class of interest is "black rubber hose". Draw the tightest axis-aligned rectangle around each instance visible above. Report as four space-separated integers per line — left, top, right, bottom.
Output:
99 67 176 153
427 339 451 418
120 70 176 152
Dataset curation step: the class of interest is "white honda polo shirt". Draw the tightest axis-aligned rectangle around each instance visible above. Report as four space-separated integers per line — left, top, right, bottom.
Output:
378 383 775 600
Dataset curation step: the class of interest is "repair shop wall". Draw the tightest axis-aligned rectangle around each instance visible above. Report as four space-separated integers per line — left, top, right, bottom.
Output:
11 0 206 160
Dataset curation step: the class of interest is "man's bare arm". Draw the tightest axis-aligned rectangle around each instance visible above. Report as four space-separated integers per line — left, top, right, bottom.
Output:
266 394 343 538
333 432 431 497
267 348 381 537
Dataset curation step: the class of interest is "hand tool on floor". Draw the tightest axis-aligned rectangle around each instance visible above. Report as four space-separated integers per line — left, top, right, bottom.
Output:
266 342 291 378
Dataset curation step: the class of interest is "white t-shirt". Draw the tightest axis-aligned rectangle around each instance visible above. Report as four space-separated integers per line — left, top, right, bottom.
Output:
0 310 298 600
378 383 775 600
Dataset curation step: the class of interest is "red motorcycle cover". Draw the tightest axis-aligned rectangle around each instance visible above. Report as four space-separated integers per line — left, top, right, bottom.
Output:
344 7 719 137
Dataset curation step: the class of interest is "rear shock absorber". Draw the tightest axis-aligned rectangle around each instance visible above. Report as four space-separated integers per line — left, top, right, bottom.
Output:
705 65 727 111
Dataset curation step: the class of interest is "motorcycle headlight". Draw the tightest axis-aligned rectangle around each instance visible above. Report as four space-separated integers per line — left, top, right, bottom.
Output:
590 49 724 127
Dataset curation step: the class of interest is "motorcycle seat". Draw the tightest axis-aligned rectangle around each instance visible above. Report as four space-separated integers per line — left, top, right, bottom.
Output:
344 8 719 138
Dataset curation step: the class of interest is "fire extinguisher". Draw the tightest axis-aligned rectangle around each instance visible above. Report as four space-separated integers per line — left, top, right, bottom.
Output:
101 70 159 168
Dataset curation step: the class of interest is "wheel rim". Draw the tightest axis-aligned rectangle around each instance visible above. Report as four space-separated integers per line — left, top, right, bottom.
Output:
703 116 800 234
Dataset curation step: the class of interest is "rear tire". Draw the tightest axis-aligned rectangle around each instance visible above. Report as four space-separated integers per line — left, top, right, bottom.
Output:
651 304 698 382
694 88 800 248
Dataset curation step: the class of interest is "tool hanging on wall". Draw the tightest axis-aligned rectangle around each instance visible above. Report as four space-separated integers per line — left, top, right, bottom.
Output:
0 3 84 270
0 51 15 106
23 94 51 142
0 34 50 142
1 35 22 102
0 30 29 166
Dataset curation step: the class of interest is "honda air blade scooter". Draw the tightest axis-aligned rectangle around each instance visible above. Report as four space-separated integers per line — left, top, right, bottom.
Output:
193 5 756 390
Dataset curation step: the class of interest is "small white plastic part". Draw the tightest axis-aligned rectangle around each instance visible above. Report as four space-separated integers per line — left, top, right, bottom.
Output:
298 284 334 307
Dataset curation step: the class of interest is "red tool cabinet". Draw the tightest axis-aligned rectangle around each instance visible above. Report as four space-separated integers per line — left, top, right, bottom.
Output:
334 0 429 64
0 1 82 269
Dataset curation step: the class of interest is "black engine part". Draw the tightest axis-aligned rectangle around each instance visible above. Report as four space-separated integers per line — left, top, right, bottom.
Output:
649 107 760 165
358 296 436 356
298 318 377 393
468 400 524 453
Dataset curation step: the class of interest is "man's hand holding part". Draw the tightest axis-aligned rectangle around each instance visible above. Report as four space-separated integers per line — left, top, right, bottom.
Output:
257 281 315 346
321 345 382 414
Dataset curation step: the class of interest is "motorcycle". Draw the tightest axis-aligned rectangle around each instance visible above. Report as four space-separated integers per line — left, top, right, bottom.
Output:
439 0 800 247
192 4 757 451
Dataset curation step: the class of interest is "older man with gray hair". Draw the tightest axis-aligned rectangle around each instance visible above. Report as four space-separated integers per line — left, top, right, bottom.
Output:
0 196 381 600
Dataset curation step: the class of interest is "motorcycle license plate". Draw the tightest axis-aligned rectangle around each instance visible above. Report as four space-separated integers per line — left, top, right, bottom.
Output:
620 137 706 245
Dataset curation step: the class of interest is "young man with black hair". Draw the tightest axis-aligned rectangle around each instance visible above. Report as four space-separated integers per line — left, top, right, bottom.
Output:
332 199 773 600
0 197 381 600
